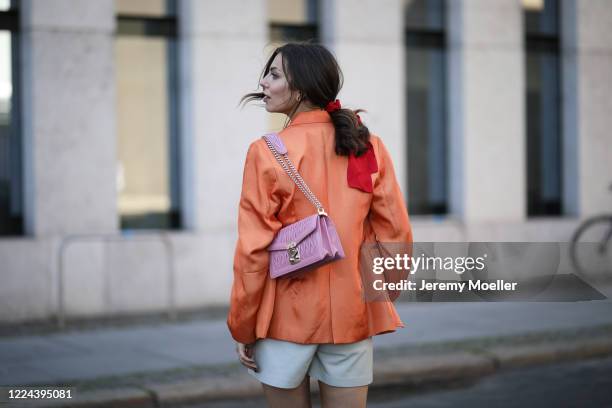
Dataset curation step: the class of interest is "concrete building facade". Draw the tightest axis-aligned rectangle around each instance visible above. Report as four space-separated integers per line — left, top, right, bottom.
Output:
0 0 611 324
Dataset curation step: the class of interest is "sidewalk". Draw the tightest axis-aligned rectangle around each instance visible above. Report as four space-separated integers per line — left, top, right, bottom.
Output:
2 301 612 407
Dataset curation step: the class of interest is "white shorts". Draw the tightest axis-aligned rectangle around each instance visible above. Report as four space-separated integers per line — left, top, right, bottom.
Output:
247 337 373 389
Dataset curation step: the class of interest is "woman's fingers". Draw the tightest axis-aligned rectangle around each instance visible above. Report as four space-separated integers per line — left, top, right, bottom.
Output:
236 342 258 371
244 343 253 358
241 358 258 370
237 343 254 361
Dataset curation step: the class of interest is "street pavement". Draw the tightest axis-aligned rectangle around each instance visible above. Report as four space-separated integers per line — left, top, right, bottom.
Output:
1 300 612 407
192 355 612 408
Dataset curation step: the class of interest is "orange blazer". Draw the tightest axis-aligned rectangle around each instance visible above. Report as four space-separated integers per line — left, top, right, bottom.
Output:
227 109 413 344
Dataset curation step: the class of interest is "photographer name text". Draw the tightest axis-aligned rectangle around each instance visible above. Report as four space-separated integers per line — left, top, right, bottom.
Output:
372 279 518 292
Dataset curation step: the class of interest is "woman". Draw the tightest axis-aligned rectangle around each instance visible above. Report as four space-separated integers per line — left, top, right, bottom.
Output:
227 43 412 408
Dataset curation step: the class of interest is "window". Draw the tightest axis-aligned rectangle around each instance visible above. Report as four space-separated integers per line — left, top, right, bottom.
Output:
0 0 21 236
269 0 319 43
266 0 319 129
115 0 181 229
404 0 447 215
523 0 562 216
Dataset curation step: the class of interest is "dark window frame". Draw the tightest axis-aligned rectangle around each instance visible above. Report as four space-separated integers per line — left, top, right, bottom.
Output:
404 14 448 215
270 22 318 43
405 28 445 49
115 8 182 230
0 1 22 236
116 15 177 38
524 2 563 216
0 8 18 31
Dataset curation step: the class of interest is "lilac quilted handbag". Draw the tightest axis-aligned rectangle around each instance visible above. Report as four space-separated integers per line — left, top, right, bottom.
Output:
263 133 345 279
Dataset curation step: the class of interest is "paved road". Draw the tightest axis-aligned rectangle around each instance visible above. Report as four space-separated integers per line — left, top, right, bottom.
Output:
3 301 612 386
189 355 612 408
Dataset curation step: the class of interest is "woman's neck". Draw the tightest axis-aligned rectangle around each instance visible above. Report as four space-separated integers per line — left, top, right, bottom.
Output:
288 101 321 121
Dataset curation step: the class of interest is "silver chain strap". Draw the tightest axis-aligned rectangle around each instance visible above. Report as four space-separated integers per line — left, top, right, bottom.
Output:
263 137 327 216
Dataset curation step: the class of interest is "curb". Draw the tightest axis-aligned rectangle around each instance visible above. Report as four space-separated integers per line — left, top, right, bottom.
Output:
13 332 612 408
149 373 261 406
15 388 154 408
373 351 496 387
490 336 612 368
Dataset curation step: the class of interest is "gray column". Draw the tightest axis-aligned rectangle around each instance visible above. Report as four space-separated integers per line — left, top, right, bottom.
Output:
447 0 525 222
320 0 407 190
21 0 117 236
562 0 612 217
179 0 268 232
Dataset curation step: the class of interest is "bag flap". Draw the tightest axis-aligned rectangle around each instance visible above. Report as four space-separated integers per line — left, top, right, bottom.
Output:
269 214 319 251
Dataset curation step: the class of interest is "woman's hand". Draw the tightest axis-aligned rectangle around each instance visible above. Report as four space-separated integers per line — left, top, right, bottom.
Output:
236 342 258 372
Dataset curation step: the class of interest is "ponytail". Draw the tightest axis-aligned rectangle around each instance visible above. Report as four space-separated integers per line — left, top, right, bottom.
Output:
327 105 371 157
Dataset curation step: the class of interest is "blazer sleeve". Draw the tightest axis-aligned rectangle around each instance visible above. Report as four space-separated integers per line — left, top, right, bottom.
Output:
369 136 413 244
227 140 282 344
